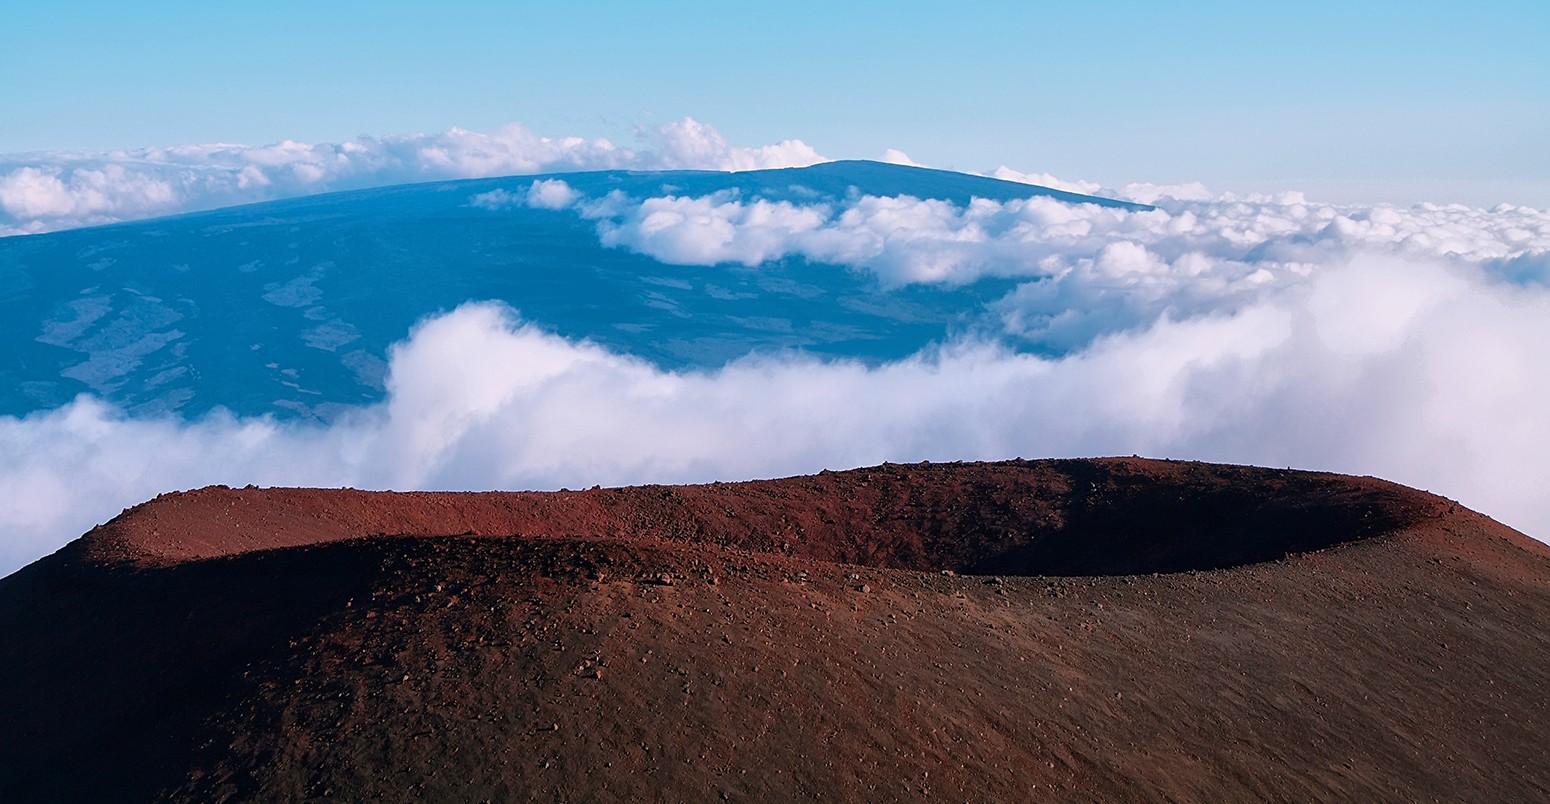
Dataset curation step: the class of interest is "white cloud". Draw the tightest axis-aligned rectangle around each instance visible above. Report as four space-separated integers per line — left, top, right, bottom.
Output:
648 117 825 172
468 179 579 212
593 192 832 266
989 166 1225 205
525 178 581 210
991 166 1106 197
0 118 827 236
468 188 522 211
0 165 180 232
3 252 1549 574
566 184 1550 283
530 181 1549 350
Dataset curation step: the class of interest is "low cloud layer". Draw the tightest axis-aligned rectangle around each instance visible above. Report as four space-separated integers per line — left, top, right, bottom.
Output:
4 252 1549 573
0 118 825 235
517 178 1550 350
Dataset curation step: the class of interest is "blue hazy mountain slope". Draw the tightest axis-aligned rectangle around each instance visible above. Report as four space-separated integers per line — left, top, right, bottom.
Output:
551 160 1145 208
0 161 1140 420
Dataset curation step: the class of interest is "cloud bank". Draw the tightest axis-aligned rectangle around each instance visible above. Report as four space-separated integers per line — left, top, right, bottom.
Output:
0 118 825 236
4 251 1549 573
515 178 1550 350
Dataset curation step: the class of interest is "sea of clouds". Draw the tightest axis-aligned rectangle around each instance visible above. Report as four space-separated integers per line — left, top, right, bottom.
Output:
2 120 1548 574
496 175 1549 353
0 117 823 236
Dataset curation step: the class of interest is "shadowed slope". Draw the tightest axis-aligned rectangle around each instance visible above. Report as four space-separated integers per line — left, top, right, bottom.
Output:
3 458 1549 802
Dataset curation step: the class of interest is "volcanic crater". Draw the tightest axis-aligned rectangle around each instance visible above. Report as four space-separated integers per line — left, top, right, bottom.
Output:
3 458 1548 801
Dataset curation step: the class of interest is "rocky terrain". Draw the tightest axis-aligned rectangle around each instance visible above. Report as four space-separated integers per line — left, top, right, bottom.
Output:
2 458 1547 801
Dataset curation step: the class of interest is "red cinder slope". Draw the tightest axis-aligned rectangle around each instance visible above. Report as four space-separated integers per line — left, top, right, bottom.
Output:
80 457 1468 575
2 458 1548 802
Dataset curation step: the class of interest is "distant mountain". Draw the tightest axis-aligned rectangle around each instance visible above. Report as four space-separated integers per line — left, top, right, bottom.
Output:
0 161 1141 420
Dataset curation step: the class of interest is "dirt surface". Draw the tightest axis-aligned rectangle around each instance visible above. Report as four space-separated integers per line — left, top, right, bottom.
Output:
2 458 1549 801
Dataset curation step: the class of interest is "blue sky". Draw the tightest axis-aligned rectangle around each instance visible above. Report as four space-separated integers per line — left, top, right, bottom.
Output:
3 1 1547 204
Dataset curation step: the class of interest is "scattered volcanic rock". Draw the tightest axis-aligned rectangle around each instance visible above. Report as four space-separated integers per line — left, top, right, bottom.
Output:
2 458 1548 801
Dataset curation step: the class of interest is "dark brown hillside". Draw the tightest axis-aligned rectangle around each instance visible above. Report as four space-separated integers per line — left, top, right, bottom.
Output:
2 458 1548 802
77 458 1443 576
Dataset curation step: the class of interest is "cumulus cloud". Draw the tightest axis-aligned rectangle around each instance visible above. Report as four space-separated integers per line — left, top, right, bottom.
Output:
990 166 1213 205
880 149 923 167
595 192 833 266
0 118 826 235
4 252 1550 574
469 178 580 212
525 179 1550 349
649 118 825 173
991 166 1107 198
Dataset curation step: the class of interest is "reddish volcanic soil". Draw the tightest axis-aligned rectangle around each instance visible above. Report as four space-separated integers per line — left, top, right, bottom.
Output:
2 458 1549 801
